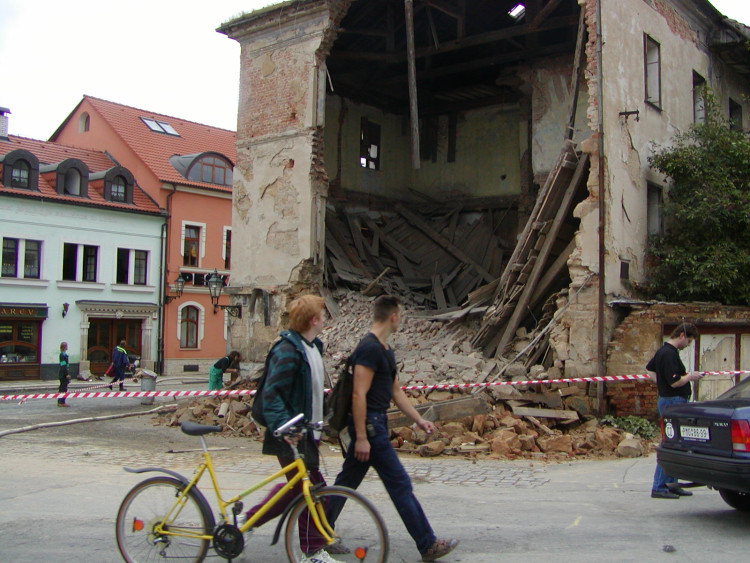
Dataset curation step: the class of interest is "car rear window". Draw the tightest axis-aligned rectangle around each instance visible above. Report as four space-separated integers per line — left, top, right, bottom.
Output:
717 377 750 400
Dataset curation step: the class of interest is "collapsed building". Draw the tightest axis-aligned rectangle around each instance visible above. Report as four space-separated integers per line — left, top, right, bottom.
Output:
217 0 750 417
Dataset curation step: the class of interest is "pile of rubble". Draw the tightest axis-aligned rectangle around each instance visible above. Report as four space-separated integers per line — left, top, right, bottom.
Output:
152 291 653 460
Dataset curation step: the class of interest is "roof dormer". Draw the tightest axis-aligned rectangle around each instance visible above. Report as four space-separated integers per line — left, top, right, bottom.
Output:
0 149 39 191
169 152 234 187
40 158 90 197
90 166 135 204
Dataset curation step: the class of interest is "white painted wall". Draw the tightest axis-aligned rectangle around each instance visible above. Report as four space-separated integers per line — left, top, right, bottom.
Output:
0 197 163 376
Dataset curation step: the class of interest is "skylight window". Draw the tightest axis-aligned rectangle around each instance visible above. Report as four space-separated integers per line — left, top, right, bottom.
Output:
140 117 180 136
509 4 526 20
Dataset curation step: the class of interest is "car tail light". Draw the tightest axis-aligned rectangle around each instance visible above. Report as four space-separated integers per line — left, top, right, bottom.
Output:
730 420 750 452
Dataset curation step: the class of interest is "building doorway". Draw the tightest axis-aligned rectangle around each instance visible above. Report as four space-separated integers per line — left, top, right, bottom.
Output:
87 318 141 376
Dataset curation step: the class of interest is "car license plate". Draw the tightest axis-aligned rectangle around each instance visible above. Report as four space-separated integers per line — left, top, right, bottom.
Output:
680 425 710 441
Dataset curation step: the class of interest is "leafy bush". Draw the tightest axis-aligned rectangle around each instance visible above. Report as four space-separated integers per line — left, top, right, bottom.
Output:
601 415 658 440
647 90 750 305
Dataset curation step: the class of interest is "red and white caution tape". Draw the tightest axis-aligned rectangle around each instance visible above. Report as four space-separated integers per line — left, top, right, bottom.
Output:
2 370 748 403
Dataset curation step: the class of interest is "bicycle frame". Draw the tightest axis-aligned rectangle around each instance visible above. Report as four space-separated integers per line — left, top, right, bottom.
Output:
151 433 335 545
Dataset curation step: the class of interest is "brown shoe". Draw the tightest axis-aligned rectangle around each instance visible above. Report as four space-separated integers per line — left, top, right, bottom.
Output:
57 403 70 408
421 538 459 562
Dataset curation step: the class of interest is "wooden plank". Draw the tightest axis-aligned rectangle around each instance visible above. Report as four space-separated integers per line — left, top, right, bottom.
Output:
510 406 579 421
432 274 448 309
397 204 496 283
325 218 372 277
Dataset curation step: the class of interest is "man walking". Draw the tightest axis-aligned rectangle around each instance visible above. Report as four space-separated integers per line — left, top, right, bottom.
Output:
649 322 703 499
330 295 458 562
109 340 130 391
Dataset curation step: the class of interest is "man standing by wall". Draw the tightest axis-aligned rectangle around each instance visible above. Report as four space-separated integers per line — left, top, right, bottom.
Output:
649 322 703 499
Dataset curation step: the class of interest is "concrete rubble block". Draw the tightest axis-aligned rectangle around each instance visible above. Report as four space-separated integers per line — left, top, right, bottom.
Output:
488 384 523 402
593 427 621 451
498 415 527 433
504 362 528 380
528 365 547 380
489 429 521 455
437 421 468 439
518 434 537 451
391 426 417 444
418 440 446 457
441 354 483 370
427 390 453 402
564 395 592 416
471 414 488 433
537 434 573 454
616 433 645 458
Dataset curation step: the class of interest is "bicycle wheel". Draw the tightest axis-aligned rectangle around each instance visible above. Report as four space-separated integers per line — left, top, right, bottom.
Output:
116 476 215 563
285 485 388 563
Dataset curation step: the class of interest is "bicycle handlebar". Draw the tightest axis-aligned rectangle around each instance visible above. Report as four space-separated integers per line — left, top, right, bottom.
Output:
272 413 325 438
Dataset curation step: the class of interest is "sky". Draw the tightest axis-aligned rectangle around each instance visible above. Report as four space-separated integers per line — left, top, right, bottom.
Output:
0 0 748 141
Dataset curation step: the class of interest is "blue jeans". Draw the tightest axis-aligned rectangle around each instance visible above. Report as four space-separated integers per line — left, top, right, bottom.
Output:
330 412 436 553
652 395 688 492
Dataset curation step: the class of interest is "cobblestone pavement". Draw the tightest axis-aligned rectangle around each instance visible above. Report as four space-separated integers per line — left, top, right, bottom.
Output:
0 429 550 488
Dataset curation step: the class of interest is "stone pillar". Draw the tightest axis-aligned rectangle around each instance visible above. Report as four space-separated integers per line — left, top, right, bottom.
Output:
78 319 91 378
221 1 350 360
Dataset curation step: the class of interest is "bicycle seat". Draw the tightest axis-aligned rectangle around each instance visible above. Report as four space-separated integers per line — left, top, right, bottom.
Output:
181 421 223 436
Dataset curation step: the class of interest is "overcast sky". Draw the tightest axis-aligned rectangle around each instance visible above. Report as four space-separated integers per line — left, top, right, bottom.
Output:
0 0 748 141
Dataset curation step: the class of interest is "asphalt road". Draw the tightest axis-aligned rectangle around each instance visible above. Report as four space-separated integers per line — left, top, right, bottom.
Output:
1 383 749 562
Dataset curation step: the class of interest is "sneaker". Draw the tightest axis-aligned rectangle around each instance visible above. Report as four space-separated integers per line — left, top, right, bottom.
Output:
325 539 351 554
421 538 459 562
301 549 345 563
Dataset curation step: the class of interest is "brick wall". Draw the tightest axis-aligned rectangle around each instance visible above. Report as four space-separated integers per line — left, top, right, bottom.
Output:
606 302 750 419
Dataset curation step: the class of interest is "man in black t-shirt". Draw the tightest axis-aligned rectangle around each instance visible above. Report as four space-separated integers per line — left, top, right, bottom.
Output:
329 295 459 562
648 322 702 499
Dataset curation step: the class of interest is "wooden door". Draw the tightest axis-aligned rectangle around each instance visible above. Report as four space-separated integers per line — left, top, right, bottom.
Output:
88 319 141 376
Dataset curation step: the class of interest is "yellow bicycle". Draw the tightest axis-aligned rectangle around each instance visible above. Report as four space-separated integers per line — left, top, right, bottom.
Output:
115 413 389 562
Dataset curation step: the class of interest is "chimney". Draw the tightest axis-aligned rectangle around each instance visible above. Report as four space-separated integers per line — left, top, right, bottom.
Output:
0 107 9 141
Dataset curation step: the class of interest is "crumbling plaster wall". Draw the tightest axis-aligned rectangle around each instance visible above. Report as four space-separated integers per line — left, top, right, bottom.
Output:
223 0 352 360
324 97 523 199
555 0 738 378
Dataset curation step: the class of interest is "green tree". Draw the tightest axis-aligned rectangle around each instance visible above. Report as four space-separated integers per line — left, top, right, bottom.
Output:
646 92 750 305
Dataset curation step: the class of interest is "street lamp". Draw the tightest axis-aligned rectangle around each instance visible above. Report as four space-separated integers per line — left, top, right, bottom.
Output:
164 274 186 304
207 269 242 318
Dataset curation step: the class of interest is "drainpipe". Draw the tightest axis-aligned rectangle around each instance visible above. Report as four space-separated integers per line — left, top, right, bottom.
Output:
595 0 607 415
158 186 177 375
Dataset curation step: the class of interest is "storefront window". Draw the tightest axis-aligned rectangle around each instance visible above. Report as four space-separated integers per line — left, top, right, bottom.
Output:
0 322 40 364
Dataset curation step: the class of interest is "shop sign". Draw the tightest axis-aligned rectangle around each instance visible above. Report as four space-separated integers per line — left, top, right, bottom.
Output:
0 306 48 319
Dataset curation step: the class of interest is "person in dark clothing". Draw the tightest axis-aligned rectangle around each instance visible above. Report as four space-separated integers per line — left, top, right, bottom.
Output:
109 340 130 391
330 295 458 562
209 351 241 390
241 295 343 563
649 322 703 499
57 342 71 407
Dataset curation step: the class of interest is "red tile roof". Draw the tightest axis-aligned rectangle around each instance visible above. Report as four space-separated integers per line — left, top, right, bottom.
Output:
74 96 237 193
0 136 163 215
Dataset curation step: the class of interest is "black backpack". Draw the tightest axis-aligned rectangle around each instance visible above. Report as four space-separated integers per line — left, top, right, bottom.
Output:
324 357 353 435
250 339 283 427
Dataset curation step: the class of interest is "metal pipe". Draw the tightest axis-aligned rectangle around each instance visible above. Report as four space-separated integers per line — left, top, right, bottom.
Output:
595 0 607 415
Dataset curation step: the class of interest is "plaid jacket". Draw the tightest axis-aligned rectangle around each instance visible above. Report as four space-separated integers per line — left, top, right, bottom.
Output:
261 330 323 466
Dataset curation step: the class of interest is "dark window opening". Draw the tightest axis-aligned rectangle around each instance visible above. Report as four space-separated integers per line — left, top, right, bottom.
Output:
2 238 18 277
111 176 126 202
83 245 97 282
644 35 661 109
180 306 199 349
62 243 77 281
184 226 200 267
11 161 30 188
116 248 130 284
360 117 381 170
134 250 147 285
729 98 743 132
693 72 706 124
224 230 232 270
